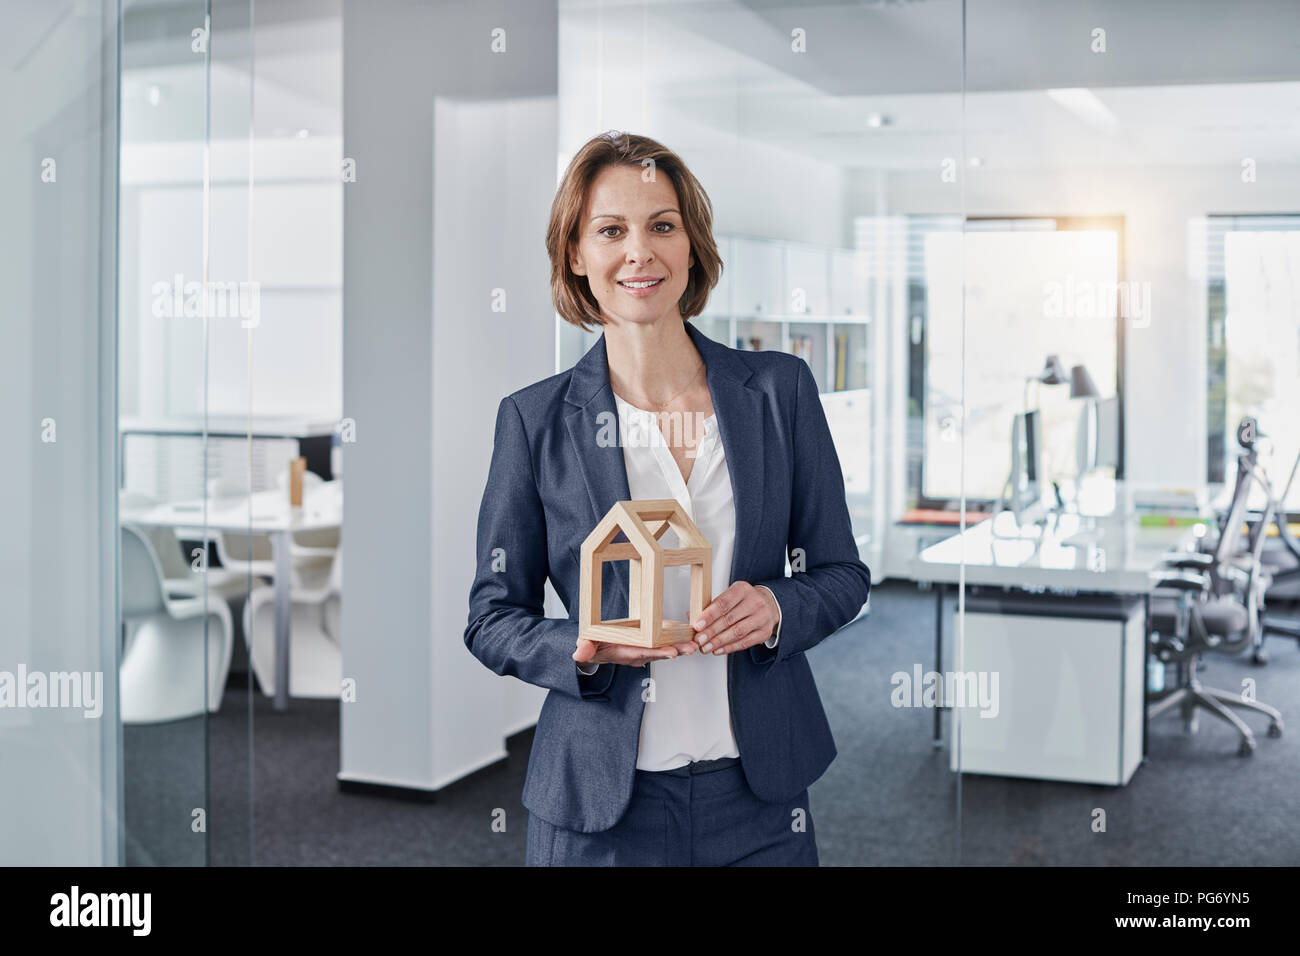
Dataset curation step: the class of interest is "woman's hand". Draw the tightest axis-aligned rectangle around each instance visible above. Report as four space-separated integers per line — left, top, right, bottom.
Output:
571 580 777 667
573 636 701 669
692 581 779 655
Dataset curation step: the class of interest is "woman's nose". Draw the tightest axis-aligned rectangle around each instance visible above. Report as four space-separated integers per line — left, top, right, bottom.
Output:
624 229 654 263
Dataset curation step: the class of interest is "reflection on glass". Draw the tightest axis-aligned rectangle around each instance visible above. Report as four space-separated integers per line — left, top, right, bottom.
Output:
559 0 965 864
118 0 214 867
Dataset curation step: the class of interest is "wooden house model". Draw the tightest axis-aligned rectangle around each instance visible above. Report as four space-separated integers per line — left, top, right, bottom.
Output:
579 499 712 648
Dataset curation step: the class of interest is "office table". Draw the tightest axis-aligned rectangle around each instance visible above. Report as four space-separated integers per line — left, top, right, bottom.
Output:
120 482 342 712
904 489 1210 785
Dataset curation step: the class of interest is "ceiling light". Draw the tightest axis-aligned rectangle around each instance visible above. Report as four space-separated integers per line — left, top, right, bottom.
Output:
1045 88 1120 132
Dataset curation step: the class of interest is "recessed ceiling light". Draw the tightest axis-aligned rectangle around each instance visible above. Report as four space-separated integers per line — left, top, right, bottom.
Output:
866 113 890 128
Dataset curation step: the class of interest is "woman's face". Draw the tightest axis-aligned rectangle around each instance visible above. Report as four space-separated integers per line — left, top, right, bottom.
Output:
568 163 695 330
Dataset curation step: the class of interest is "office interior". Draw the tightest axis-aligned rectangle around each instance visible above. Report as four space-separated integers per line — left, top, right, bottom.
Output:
4 0 1299 866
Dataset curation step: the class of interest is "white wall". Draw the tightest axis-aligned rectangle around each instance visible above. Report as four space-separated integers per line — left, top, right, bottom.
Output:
340 0 558 796
431 95 556 784
119 137 343 424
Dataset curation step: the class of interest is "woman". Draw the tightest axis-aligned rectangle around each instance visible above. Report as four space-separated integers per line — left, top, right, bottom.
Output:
464 131 871 866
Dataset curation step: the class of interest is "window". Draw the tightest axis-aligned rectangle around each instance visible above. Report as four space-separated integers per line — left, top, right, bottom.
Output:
905 216 1125 507
1207 214 1300 509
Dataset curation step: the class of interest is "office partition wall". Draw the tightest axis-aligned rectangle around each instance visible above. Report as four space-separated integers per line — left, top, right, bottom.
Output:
955 0 1300 865
558 0 965 864
0 0 121 867
116 0 261 866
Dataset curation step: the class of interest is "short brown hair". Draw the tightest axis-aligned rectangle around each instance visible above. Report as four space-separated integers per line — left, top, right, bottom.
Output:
546 131 722 332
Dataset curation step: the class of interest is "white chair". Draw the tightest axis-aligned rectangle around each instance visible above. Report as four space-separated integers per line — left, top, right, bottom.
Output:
122 491 253 599
244 545 343 699
120 524 234 723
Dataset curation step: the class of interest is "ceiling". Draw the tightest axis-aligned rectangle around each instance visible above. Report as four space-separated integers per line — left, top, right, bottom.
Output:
15 0 1296 170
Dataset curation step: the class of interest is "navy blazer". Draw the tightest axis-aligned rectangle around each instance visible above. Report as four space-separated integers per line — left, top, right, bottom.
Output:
464 321 872 833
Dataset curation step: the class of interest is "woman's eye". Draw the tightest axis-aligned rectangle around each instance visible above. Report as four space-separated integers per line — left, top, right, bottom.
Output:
598 223 674 238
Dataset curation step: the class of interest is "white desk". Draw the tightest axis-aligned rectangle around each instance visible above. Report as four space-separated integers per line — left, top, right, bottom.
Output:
120 482 343 711
904 482 1215 785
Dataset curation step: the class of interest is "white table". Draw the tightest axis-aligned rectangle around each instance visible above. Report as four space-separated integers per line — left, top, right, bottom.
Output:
120 482 343 711
903 480 1217 783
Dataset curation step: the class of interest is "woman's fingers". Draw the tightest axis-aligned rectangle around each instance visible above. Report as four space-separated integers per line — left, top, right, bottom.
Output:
705 618 766 655
593 642 678 667
576 636 705 667
697 586 770 654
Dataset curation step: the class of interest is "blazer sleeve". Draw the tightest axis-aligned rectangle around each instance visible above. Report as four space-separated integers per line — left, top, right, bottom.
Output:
463 395 617 700
752 358 872 664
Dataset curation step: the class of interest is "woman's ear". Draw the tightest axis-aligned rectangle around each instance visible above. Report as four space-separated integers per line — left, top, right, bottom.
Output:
569 243 587 277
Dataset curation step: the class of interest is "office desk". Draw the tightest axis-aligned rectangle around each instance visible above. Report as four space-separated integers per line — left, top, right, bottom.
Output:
905 497 1209 785
120 482 342 711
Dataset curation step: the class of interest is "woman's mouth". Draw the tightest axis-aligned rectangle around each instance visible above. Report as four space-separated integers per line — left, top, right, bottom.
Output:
617 277 663 296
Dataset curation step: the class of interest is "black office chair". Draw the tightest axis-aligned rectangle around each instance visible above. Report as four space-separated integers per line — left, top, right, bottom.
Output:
1146 419 1284 756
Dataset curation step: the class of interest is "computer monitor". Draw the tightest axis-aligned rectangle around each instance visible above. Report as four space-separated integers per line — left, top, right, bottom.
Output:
1009 409 1043 515
1075 395 1120 477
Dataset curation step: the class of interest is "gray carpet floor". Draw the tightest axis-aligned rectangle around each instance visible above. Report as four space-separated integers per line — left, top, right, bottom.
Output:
124 580 1300 866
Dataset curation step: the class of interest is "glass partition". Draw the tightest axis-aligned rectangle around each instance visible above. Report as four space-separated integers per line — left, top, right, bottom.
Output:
955 0 1300 866
0 0 122 867
559 0 966 864
117 0 221 865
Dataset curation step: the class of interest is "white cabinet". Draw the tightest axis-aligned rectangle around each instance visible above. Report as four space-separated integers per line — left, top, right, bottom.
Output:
950 594 1146 786
784 242 829 317
701 234 732 317
831 248 869 317
716 232 880 563
730 236 784 318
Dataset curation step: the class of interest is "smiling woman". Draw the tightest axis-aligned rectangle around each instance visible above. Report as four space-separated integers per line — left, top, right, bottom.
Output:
464 130 872 867
545 132 722 333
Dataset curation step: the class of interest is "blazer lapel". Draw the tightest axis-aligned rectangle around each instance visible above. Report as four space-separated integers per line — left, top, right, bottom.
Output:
563 322 766 607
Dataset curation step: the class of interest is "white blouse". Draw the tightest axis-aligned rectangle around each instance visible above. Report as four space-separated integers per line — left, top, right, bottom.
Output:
575 390 780 772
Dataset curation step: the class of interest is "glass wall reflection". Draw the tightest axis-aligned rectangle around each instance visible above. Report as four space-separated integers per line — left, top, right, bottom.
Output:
0 0 121 867
953 0 1300 865
559 0 966 864
117 0 343 865
117 0 219 866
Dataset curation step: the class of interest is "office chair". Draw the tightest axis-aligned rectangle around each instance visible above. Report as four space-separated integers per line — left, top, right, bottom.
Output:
1258 446 1300 658
1146 419 1284 755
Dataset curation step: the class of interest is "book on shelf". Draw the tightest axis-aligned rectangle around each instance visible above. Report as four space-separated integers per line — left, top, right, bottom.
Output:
833 332 848 390
789 333 815 367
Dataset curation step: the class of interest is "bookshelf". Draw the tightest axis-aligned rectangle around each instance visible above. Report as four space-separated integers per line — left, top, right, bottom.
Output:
695 234 873 394
694 233 878 561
